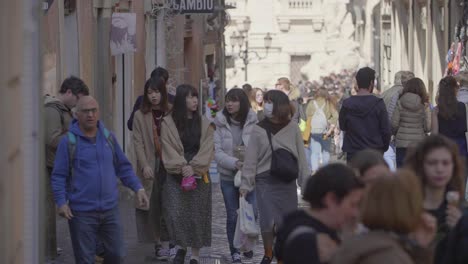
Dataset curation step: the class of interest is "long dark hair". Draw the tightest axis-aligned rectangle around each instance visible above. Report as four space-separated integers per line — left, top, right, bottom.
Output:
400 78 429 104
140 77 169 114
264 90 294 125
404 134 465 200
437 76 459 119
223 88 251 128
171 84 201 140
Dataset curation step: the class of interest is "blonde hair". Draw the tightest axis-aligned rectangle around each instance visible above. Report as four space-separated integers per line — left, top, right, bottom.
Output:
361 170 423 234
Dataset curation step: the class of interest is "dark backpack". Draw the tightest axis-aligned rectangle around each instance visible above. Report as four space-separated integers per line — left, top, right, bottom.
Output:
266 129 299 183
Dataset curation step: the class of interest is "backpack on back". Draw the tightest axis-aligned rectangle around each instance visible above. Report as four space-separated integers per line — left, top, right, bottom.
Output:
266 130 298 183
66 128 117 190
310 100 328 134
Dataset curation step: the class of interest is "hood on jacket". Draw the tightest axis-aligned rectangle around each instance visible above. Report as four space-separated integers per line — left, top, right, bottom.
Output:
399 93 424 112
334 232 404 263
342 95 384 118
214 109 257 128
44 94 69 112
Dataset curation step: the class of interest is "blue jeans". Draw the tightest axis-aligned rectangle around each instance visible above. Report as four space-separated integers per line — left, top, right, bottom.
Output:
220 179 257 256
68 207 123 264
309 134 331 172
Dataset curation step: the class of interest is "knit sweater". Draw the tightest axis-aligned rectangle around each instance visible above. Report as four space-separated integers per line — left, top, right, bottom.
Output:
240 120 310 192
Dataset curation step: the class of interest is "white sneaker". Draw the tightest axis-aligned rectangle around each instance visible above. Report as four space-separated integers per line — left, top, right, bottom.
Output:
170 245 180 261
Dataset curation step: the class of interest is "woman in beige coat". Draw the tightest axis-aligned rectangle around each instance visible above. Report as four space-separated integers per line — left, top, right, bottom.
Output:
132 77 171 259
161 84 214 264
391 78 431 167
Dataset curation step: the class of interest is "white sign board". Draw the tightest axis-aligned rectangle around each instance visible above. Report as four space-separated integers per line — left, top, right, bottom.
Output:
110 13 137 56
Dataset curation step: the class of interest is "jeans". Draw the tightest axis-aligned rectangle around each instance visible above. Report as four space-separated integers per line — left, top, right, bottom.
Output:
220 179 257 256
383 143 397 171
68 206 123 264
309 134 331 172
396 147 407 168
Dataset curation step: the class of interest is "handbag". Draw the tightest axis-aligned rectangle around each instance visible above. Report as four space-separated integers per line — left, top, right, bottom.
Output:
181 175 197 191
266 130 299 183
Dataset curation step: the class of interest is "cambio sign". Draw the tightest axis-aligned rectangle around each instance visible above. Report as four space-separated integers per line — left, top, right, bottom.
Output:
166 0 214 14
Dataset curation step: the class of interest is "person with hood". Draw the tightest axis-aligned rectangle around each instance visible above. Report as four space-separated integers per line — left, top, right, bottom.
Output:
339 67 391 163
391 78 431 167
331 170 436 264
276 77 304 124
51 96 148 263
380 71 415 171
44 76 89 260
214 88 258 263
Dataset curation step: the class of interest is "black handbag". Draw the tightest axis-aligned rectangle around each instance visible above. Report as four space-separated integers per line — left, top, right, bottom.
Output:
266 130 299 183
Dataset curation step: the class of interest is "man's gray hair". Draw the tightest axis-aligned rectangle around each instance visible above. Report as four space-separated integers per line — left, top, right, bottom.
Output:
394 71 415 86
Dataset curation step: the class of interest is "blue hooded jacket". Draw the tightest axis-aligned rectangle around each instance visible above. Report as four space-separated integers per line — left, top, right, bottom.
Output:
51 120 142 212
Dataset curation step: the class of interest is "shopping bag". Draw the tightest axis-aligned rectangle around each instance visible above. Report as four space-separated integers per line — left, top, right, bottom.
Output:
239 197 260 236
233 210 256 252
234 170 242 187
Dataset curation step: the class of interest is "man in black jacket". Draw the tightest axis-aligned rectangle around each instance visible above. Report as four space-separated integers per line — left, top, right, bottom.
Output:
339 67 391 163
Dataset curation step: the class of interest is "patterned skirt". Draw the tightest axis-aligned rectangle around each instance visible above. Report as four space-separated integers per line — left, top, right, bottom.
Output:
162 174 212 248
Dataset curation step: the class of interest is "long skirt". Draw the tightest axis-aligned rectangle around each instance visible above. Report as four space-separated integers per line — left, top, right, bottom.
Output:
162 174 212 248
256 171 298 233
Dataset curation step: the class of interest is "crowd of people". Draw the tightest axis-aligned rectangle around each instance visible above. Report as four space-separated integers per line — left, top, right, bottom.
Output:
42 65 468 264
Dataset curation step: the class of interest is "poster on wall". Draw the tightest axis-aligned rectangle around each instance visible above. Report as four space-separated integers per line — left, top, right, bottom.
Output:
110 13 137 56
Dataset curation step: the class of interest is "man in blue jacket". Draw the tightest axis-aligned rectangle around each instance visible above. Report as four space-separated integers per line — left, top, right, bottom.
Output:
339 67 391 163
51 96 148 263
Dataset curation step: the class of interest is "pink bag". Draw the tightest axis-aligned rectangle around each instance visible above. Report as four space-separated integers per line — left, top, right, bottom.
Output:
181 176 197 191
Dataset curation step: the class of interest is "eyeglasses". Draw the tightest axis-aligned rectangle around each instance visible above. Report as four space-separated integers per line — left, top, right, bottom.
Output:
79 108 98 114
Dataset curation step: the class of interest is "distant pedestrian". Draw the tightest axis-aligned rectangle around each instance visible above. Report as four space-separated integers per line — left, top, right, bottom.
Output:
51 96 148 263
302 87 338 172
349 149 390 187
339 67 391 162
214 88 258 263
391 78 431 167
276 77 304 124
432 76 468 158
132 76 172 259
160 84 215 264
240 90 309 264
275 163 365 264
44 76 89 260
252 87 265 121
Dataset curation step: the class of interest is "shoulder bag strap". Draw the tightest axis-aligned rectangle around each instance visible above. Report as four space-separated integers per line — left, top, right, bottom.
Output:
265 128 274 152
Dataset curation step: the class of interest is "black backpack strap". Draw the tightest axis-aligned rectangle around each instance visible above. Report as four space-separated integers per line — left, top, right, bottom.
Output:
266 128 274 152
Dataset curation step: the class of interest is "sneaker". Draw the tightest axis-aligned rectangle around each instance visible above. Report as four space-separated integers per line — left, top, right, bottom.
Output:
232 252 242 263
259 256 272 264
154 244 169 260
189 259 199 264
243 250 253 259
169 245 179 261
173 248 187 264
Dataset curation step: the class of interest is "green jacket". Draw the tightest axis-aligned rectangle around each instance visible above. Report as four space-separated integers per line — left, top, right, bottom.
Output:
44 95 73 169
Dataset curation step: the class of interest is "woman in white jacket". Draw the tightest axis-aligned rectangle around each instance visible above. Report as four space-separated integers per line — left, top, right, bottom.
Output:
214 88 258 264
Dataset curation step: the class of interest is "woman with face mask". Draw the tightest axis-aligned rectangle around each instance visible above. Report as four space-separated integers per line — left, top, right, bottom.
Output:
240 90 309 264
213 88 258 263
160 84 215 264
405 135 468 264
132 77 172 259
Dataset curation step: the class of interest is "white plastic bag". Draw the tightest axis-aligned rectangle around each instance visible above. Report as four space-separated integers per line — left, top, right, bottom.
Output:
234 170 242 187
239 197 260 236
233 209 256 252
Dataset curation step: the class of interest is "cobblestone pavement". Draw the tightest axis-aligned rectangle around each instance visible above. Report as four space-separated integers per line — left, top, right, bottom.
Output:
53 182 268 264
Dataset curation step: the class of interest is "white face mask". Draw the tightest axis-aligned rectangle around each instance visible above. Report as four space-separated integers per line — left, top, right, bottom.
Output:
264 103 273 118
